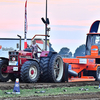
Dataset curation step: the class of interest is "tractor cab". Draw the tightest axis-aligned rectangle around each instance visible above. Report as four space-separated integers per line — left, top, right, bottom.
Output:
23 35 49 58
24 38 46 52
85 20 100 56
86 33 100 56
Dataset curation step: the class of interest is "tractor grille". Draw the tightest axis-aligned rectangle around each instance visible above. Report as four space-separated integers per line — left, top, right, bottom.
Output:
9 51 19 55
9 56 18 61
9 51 19 61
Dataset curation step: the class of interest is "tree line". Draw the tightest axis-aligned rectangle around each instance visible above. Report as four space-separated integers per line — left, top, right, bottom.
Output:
50 43 86 58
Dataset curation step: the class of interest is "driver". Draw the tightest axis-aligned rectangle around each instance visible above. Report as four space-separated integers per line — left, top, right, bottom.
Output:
30 40 42 58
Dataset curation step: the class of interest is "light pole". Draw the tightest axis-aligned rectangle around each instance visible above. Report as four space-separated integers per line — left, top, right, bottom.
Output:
41 0 50 51
45 0 47 51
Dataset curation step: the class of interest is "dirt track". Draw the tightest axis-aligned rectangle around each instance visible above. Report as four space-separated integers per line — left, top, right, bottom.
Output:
2 92 100 100
0 81 99 90
1 81 100 100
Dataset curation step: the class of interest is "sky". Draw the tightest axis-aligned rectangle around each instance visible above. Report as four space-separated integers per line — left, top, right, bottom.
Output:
0 0 100 54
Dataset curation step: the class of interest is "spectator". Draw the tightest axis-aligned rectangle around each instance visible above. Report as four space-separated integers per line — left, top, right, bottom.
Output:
30 40 42 58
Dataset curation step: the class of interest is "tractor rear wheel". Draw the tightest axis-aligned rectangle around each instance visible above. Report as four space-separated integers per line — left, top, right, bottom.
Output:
0 60 10 82
20 61 40 83
48 54 64 82
40 57 50 82
40 54 64 82
96 66 100 81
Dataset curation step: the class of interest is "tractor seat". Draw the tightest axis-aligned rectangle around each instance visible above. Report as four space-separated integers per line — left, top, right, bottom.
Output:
24 48 32 52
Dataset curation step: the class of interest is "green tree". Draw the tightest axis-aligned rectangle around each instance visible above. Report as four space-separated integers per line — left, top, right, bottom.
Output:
59 47 72 58
74 44 85 58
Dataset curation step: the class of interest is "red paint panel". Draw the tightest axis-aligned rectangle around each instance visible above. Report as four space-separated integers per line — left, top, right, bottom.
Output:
91 45 98 56
40 51 49 57
86 64 97 71
36 40 43 44
70 64 86 73
63 58 79 64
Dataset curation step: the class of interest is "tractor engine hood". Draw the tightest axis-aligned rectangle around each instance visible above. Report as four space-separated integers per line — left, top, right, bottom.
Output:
18 50 32 58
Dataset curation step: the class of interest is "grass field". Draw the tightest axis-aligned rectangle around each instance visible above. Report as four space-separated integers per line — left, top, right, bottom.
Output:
1 85 100 98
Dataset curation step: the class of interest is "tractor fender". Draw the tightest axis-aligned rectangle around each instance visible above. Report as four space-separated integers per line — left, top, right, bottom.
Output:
47 51 57 58
26 58 39 64
0 57 9 61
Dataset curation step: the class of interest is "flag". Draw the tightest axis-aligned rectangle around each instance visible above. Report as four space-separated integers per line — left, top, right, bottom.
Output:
24 0 27 49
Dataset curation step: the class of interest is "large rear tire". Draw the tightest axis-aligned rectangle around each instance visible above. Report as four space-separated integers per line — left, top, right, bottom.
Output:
40 57 50 82
20 61 40 83
40 54 64 82
0 60 10 82
48 54 64 82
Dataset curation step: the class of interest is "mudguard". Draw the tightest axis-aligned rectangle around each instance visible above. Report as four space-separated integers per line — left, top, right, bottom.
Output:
0 57 9 61
47 51 57 58
26 58 39 64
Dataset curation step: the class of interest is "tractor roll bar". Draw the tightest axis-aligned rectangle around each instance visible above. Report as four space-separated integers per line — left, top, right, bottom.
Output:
31 34 50 40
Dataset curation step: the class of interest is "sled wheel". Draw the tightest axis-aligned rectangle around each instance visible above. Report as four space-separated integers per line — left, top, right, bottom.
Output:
96 66 100 81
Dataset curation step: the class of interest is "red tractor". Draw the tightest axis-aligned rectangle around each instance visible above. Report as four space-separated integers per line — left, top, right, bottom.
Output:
0 34 64 83
0 0 64 83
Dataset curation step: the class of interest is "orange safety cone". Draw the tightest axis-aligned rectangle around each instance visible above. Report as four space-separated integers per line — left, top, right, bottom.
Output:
13 78 20 94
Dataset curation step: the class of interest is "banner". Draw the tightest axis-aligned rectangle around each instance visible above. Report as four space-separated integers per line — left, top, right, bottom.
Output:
24 0 27 49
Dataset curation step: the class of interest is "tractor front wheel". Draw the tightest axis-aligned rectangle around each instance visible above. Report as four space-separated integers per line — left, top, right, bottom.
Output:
0 60 10 82
20 61 40 83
